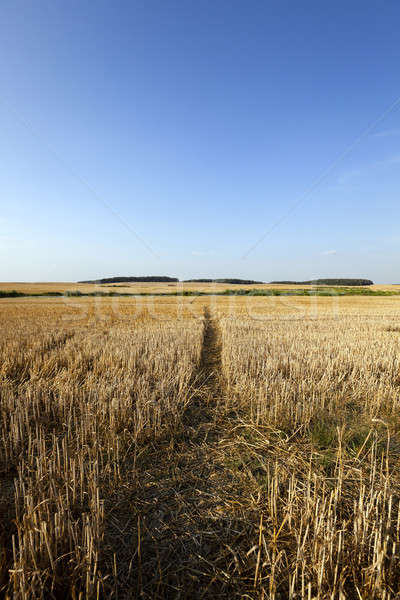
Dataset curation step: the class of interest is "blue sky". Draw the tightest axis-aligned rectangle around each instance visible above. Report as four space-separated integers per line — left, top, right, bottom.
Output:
1 1 400 282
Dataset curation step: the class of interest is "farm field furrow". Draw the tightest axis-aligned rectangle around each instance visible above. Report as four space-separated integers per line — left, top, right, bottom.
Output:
0 296 400 598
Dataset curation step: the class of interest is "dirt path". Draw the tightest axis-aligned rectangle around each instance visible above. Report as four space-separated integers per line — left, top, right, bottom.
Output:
132 308 228 599
104 308 253 599
183 307 223 438
199 307 223 392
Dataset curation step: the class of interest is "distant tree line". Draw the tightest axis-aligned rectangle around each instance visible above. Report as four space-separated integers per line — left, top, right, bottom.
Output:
77 276 373 286
184 278 264 284
270 279 374 286
78 276 179 284
79 276 265 284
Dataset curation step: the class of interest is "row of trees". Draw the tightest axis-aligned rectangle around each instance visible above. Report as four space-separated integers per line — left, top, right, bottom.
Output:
270 279 374 286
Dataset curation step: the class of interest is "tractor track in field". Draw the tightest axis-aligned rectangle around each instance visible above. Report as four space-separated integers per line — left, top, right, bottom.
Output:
103 308 253 599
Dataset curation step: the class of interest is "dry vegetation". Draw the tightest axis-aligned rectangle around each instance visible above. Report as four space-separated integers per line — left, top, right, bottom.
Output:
1 294 400 598
1 281 400 296
220 314 400 598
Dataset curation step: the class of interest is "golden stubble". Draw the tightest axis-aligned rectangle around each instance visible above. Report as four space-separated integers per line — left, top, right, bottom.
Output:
1 295 400 598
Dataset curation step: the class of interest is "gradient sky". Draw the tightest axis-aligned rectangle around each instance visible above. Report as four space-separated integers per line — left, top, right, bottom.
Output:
1 1 400 283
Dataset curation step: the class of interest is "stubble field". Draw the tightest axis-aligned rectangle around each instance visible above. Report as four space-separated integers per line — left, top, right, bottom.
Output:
1 293 400 599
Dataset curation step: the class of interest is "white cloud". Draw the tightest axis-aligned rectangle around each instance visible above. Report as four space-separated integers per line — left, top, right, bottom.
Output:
0 234 35 249
322 249 337 256
372 128 400 138
337 154 400 185
383 154 400 165
386 235 400 245
191 249 215 257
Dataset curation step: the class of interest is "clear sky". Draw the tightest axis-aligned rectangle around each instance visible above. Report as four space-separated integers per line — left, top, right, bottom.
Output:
1 1 400 283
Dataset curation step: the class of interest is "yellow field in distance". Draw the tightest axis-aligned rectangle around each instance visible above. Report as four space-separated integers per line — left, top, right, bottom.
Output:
0 280 399 296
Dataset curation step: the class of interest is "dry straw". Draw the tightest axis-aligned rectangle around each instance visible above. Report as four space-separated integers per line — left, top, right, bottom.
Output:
0 298 400 598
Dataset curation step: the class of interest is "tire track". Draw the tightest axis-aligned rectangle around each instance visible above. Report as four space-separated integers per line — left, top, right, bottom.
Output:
103 308 251 599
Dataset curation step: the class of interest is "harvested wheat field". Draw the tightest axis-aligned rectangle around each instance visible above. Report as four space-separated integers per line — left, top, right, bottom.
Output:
1 294 400 599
